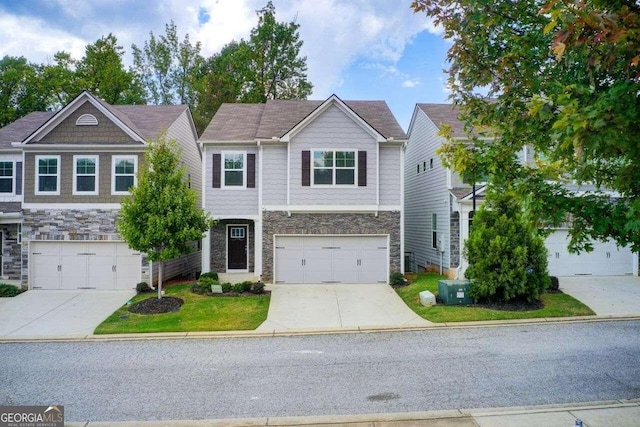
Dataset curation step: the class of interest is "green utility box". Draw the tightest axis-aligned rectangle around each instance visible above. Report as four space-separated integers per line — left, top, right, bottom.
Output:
438 280 473 305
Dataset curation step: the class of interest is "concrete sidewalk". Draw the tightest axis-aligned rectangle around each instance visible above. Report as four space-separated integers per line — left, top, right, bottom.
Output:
66 399 640 426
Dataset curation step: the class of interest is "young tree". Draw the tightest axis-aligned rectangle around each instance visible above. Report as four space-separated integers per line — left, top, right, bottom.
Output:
117 135 214 299
464 190 550 304
412 1 640 252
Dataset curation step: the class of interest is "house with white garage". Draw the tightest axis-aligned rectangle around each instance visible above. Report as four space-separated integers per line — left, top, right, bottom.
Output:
405 103 638 278
0 91 202 290
199 95 407 284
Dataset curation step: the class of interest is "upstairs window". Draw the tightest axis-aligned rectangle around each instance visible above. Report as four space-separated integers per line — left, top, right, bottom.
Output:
0 162 13 193
35 155 60 195
112 156 137 194
313 150 355 185
73 155 98 195
223 152 245 187
432 213 438 249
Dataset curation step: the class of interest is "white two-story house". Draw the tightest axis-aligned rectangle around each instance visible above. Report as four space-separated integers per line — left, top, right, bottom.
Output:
200 95 407 284
405 103 637 278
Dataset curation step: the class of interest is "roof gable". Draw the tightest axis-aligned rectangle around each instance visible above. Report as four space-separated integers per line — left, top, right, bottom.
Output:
417 103 466 137
23 91 145 144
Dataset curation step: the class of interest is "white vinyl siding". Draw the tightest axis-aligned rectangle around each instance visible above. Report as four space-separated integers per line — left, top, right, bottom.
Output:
166 109 202 206
404 108 451 271
379 146 402 206
261 145 287 205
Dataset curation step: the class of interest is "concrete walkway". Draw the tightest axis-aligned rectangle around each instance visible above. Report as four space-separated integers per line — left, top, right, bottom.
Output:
0 290 135 339
66 400 640 426
257 283 431 332
559 276 640 316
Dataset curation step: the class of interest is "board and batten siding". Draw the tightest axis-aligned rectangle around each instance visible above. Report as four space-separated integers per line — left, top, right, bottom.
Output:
404 107 451 272
204 145 259 216
379 146 401 206
261 145 287 206
166 110 202 206
288 104 377 206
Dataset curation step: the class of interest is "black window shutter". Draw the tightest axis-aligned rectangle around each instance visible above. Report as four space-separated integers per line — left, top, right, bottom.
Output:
301 150 310 186
15 161 22 195
212 153 221 188
358 151 367 187
247 153 256 188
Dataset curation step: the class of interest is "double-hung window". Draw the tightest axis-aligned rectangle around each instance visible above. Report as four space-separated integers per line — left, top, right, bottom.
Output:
73 155 98 195
223 152 245 187
35 155 60 195
0 162 13 193
312 150 356 185
112 156 137 195
432 213 438 249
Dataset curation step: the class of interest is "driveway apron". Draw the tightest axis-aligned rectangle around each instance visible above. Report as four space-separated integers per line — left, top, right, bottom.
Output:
257 283 431 331
0 290 135 339
559 276 640 316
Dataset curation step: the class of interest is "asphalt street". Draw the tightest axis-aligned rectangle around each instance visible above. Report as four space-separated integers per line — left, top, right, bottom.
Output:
1 321 639 423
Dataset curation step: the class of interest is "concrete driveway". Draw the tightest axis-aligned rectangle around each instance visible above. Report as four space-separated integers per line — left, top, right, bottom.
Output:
559 276 640 316
257 283 431 332
0 290 135 339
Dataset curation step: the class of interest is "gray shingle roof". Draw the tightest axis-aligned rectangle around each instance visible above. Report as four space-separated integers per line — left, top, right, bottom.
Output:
0 102 188 147
201 98 407 142
417 103 466 137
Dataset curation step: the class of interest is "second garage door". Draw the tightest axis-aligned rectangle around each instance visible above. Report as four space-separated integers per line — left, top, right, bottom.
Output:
275 235 388 284
31 241 141 290
546 231 634 276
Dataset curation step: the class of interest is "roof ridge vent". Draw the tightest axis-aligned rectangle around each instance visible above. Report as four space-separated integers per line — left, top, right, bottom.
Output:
76 114 98 126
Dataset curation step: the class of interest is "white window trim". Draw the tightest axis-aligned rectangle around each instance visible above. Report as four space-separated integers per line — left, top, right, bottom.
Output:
311 149 357 187
111 155 137 195
221 151 247 189
73 155 99 195
35 155 61 196
0 160 14 195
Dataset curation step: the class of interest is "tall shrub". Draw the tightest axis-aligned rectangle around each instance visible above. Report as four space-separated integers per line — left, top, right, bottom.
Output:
464 190 550 303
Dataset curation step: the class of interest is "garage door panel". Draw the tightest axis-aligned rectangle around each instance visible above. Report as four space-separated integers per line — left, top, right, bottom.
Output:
115 255 140 290
303 248 334 283
31 254 61 289
331 249 359 283
275 248 304 283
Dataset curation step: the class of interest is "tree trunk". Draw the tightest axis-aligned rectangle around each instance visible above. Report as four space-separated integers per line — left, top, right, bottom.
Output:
157 261 163 300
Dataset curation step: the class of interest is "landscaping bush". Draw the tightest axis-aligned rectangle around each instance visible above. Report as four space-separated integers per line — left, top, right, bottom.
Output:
198 276 219 293
549 276 560 292
233 281 252 293
221 282 233 293
136 282 153 293
390 272 407 286
199 271 219 281
250 282 265 294
0 283 22 297
464 190 550 304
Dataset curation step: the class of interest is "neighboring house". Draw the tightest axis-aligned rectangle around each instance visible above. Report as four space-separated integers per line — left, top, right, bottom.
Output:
0 91 202 289
199 95 406 284
405 103 638 278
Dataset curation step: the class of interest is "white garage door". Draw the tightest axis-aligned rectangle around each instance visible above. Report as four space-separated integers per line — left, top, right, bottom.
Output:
31 241 141 290
546 231 634 276
275 235 388 284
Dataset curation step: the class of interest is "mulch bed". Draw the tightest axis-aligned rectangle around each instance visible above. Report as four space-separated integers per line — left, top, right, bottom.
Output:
128 296 184 315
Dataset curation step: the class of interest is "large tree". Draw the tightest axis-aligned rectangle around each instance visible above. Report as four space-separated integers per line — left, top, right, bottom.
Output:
0 56 47 127
412 1 640 252
117 135 213 299
241 1 313 102
131 21 202 105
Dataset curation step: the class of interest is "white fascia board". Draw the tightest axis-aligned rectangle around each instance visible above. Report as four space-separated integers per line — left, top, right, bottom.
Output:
199 140 258 146
22 203 122 210
280 94 387 143
263 205 401 213
211 214 261 221
23 91 145 144
21 144 145 152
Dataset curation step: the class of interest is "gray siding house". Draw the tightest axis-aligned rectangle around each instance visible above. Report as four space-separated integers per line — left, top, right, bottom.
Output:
405 103 637 278
0 91 202 289
200 95 407 284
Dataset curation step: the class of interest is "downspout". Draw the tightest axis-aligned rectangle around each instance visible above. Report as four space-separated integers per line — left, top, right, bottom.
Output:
400 141 405 274
286 138 291 217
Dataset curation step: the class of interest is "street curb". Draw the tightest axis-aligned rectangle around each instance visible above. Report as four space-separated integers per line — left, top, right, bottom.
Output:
1 314 639 343
63 400 640 426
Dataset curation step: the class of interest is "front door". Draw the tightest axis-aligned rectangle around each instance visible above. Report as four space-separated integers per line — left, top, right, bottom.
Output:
227 225 248 270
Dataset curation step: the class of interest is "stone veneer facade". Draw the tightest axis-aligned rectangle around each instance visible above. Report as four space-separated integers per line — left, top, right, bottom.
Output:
21 209 150 284
450 211 460 269
1 224 21 280
210 220 255 273
261 211 401 283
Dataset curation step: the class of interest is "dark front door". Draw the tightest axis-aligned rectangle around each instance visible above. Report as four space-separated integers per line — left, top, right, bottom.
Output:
227 226 248 270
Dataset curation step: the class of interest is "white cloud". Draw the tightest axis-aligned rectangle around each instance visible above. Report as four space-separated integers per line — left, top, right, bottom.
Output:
402 79 421 88
194 0 258 56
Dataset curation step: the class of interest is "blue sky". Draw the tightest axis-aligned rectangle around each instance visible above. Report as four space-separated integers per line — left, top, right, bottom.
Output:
0 0 452 130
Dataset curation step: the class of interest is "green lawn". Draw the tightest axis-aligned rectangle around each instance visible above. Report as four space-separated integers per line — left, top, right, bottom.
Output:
397 273 595 323
94 284 270 334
